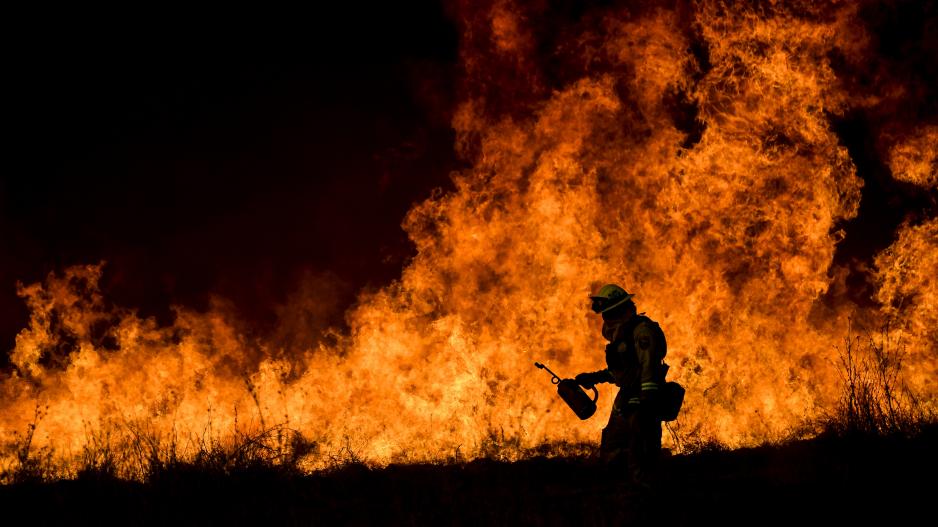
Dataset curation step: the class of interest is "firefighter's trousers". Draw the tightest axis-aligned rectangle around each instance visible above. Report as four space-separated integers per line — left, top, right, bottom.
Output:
600 390 662 484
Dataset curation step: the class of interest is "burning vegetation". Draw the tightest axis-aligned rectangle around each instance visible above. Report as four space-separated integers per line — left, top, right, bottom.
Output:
2 0 936 482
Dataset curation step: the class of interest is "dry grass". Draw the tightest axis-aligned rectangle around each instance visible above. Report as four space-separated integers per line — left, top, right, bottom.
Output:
1 415 320 485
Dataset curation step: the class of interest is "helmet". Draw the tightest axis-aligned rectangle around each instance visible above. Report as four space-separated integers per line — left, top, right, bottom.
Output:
589 284 634 314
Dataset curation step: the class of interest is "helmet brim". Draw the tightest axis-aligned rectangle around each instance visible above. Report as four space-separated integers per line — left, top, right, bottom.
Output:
598 293 634 313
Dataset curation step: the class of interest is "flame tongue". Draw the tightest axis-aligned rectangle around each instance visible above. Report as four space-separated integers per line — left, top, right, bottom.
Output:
2 1 936 474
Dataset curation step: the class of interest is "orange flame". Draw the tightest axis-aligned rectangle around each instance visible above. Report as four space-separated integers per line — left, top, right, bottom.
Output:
2 1 936 475
888 126 938 189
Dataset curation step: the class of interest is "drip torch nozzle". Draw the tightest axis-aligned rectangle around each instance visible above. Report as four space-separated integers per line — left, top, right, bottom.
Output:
533 361 561 384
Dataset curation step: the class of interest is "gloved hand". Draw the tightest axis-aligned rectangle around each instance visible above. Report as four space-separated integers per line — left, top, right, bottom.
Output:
575 372 598 389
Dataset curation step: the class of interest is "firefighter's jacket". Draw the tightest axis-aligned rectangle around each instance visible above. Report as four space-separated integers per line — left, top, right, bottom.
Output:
594 314 667 406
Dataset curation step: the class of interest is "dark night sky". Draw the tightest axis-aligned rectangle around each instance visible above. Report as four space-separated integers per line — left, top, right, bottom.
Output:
2 3 462 354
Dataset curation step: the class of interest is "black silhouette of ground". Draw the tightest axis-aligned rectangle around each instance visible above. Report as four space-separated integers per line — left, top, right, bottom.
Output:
2 426 936 526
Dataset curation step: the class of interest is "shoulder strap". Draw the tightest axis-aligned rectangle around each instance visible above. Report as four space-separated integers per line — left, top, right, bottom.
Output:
610 315 648 351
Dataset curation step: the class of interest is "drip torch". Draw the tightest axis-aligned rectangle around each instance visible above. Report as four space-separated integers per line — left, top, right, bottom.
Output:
534 362 598 420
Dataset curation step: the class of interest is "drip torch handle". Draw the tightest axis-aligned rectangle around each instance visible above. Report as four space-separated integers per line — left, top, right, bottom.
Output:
534 361 561 385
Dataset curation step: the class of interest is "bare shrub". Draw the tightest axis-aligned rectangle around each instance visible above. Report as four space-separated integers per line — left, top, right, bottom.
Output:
821 323 934 437
0 403 57 484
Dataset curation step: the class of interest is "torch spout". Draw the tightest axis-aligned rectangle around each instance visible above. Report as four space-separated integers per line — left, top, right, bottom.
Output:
533 361 562 384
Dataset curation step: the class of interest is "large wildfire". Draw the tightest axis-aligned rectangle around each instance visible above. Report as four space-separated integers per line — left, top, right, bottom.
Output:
2 0 936 476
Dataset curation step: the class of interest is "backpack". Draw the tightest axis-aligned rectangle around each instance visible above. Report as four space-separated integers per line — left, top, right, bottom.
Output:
658 375 685 422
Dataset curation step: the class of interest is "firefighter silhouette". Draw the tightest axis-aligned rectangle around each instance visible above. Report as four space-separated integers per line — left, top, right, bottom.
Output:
576 284 667 485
